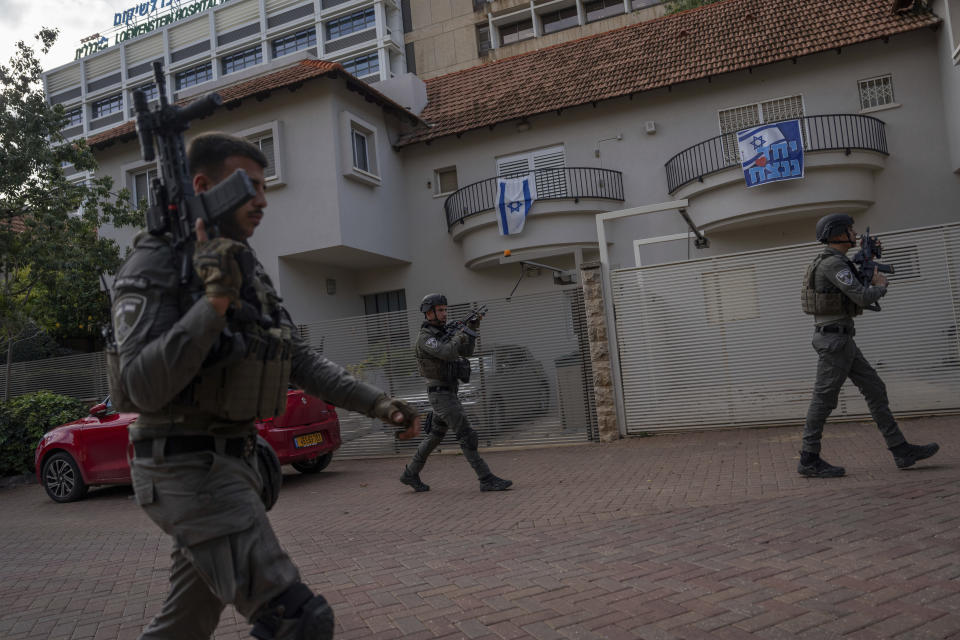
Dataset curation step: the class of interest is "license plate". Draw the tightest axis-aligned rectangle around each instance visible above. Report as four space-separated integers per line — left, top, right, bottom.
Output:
294 432 324 448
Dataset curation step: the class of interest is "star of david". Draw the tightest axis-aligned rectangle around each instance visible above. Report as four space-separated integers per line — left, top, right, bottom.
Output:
508 202 522 213
751 135 766 150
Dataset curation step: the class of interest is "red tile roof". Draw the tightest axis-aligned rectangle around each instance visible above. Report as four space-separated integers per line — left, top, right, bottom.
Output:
398 0 940 145
87 60 422 148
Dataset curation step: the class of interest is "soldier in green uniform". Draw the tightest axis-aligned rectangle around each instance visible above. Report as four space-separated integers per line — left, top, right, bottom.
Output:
399 293 513 492
798 213 939 478
109 133 419 640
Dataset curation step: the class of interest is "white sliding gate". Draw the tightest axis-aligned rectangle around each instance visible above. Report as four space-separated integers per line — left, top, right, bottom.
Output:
610 223 960 434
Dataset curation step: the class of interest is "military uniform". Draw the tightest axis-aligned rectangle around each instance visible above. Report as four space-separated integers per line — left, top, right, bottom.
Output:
401 314 511 492
110 232 390 639
800 246 906 454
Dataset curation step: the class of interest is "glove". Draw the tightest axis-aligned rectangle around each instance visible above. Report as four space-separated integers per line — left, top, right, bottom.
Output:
193 237 245 303
372 395 421 440
467 316 481 330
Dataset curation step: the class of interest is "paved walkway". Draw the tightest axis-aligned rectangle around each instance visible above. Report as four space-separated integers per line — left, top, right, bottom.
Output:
0 416 957 639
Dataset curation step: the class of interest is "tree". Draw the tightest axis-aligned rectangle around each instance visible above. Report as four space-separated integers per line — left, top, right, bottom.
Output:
664 0 723 14
0 29 143 400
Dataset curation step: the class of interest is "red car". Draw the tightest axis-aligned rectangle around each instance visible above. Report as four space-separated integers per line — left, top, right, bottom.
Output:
34 390 342 503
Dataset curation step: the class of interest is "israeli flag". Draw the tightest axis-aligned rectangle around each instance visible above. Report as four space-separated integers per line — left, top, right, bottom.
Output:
737 124 787 170
496 175 536 236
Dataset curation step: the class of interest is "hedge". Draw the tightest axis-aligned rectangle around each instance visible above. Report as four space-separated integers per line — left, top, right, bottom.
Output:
0 391 86 477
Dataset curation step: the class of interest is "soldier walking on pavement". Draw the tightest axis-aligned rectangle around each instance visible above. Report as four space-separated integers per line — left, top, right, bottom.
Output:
109 133 419 639
798 213 939 478
400 294 513 492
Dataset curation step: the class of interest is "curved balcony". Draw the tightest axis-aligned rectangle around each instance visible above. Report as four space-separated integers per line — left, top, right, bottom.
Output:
444 167 624 228
664 114 888 194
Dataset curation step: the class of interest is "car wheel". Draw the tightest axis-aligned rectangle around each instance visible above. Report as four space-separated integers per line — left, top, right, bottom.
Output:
291 452 333 474
42 452 89 503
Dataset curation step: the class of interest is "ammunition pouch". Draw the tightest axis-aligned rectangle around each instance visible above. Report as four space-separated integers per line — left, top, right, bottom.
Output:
453 358 471 383
192 324 293 421
800 256 863 317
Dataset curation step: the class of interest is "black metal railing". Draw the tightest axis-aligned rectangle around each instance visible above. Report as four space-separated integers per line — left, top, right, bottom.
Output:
444 166 625 228
664 114 889 194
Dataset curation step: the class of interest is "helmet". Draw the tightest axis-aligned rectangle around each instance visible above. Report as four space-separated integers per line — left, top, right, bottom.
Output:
419 293 447 314
815 213 855 243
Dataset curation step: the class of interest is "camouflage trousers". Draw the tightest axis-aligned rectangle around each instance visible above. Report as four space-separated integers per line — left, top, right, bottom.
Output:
405 388 491 479
130 444 300 639
802 332 906 454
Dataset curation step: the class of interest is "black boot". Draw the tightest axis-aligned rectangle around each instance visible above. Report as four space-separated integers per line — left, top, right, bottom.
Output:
400 470 430 492
890 442 940 469
797 451 845 478
479 473 512 491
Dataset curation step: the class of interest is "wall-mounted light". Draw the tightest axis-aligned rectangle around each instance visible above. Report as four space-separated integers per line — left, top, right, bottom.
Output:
516 120 531 132
326 278 336 295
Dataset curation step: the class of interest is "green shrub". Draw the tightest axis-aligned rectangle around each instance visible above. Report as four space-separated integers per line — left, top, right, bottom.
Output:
0 391 86 476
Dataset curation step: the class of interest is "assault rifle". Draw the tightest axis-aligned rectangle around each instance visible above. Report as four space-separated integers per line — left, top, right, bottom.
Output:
440 304 488 341
133 61 256 286
852 227 895 312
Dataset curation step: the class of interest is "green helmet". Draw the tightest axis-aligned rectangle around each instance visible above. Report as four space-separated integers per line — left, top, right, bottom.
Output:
419 293 447 314
815 213 855 243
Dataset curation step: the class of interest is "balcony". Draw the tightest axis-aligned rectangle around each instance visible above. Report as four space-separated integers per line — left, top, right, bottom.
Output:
443 167 625 268
663 114 889 230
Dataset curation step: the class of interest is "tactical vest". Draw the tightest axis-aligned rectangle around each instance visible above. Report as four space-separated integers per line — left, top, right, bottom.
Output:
800 253 863 317
415 324 451 381
106 244 293 421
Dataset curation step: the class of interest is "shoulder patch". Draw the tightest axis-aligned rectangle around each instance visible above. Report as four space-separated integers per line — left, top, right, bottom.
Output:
425 337 439 349
113 293 147 346
835 269 855 287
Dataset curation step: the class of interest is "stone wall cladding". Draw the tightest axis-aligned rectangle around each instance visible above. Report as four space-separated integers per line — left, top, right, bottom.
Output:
580 261 618 442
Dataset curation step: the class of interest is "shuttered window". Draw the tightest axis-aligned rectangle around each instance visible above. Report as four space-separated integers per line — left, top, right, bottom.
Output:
47 65 82 94
249 133 277 180
126 33 164 65
84 49 121 81
496 145 567 199
169 16 210 50
215 0 260 31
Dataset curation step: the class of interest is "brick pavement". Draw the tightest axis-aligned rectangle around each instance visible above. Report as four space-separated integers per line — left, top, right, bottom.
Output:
0 415 957 639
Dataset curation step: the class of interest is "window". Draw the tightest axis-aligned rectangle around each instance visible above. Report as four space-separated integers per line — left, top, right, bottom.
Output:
175 62 213 90
718 95 804 163
477 24 492 56
496 145 567 198
541 6 578 35
342 52 379 78
340 111 379 185
272 27 317 58
134 83 159 103
222 45 263 75
131 167 158 207
352 129 370 172
631 0 659 8
91 94 123 119
64 106 83 127
499 19 533 46
435 167 458 195
583 0 622 23
249 133 277 180
363 289 406 314
326 8 376 39
858 75 895 110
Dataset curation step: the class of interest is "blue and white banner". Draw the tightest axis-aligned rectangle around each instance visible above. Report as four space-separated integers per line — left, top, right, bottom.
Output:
737 119 805 188
496 175 537 236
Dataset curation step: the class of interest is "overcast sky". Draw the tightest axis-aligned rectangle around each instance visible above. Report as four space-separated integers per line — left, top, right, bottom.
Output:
1 0 119 73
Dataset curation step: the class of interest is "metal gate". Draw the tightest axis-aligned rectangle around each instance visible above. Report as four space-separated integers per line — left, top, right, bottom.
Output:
610 223 960 434
299 288 598 458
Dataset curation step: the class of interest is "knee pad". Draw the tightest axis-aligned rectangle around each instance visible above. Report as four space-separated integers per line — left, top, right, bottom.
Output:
460 428 479 451
251 583 334 640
